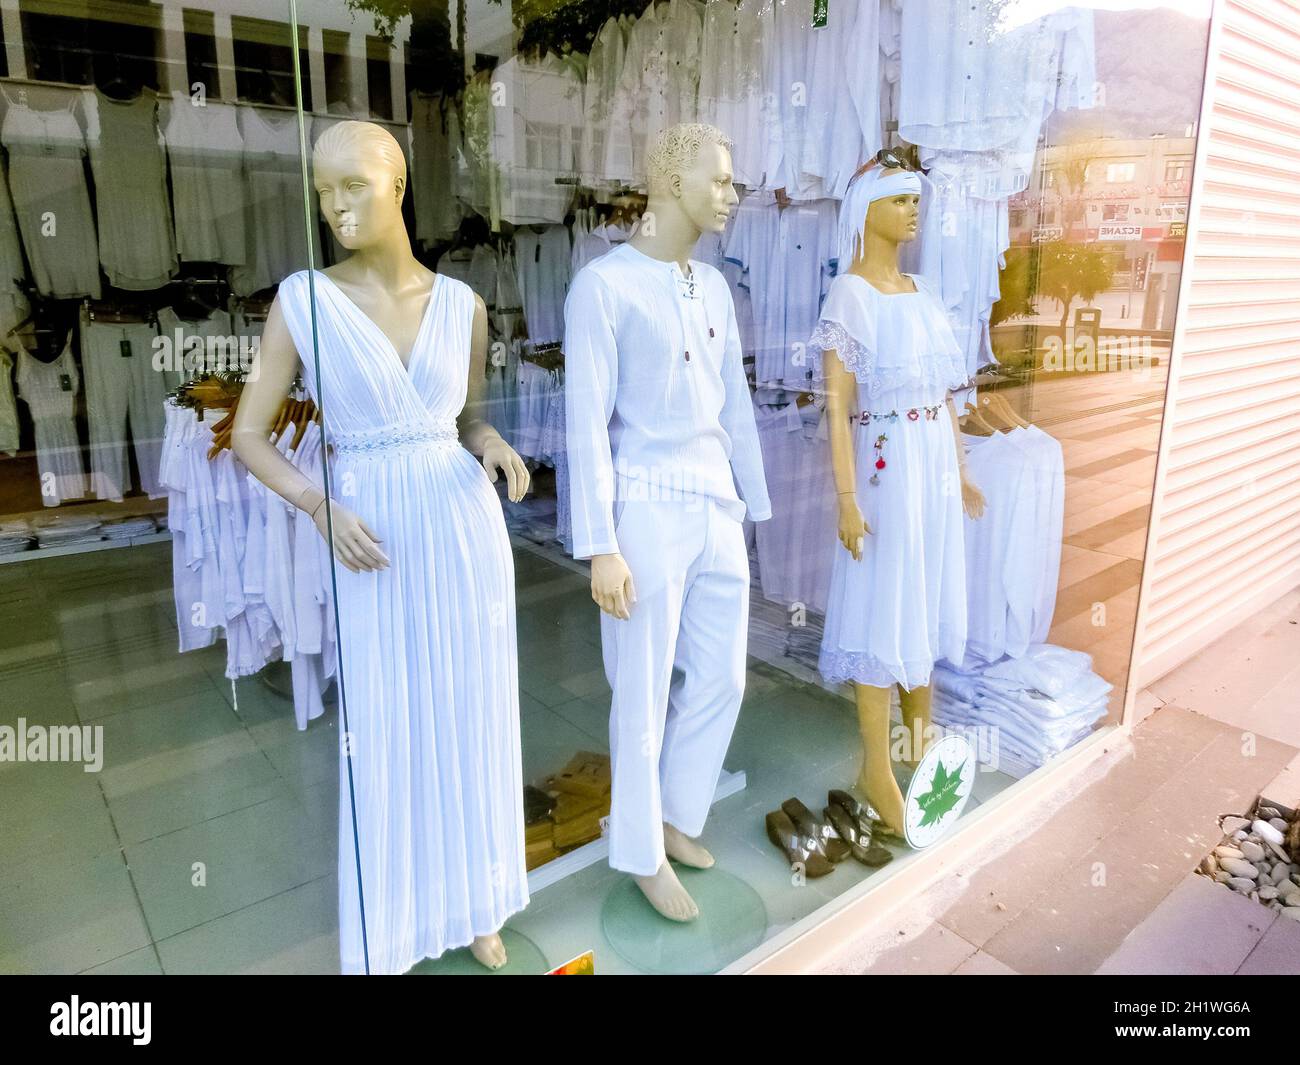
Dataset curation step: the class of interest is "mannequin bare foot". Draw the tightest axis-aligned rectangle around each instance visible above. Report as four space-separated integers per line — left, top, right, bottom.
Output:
469 932 508 970
857 767 906 839
663 822 714 869
634 861 700 922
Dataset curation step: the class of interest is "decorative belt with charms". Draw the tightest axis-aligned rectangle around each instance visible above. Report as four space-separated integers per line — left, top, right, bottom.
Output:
851 405 943 426
849 407 944 485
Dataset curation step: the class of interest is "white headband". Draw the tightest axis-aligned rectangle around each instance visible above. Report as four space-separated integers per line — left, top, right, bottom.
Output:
837 167 923 267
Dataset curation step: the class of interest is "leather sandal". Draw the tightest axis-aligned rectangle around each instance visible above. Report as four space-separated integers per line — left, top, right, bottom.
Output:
781 796 851 863
765 810 834 878
824 802 894 868
829 788 904 843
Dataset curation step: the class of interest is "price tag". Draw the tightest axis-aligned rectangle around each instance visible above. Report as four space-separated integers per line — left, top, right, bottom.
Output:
59 373 72 392
119 339 132 358
812 0 828 28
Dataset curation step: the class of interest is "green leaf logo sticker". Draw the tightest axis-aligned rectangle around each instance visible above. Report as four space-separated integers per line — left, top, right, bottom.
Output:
915 756 968 828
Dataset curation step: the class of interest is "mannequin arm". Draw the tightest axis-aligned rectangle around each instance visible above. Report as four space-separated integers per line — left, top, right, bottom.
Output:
946 395 986 520
718 292 771 520
460 293 528 502
230 295 389 573
824 348 868 561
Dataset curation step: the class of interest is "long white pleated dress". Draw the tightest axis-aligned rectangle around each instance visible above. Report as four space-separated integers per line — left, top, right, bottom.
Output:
277 269 528 975
810 272 970 691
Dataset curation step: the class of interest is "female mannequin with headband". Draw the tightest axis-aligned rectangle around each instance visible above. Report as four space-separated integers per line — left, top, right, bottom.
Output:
232 120 531 973
811 161 985 837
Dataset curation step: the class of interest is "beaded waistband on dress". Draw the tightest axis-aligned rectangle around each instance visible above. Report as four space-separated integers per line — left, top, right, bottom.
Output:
851 405 944 426
329 421 460 453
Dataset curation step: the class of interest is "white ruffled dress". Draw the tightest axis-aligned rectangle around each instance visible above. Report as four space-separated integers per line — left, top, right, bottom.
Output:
810 272 970 690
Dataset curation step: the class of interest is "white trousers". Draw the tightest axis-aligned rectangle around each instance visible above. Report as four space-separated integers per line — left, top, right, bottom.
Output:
82 318 167 501
601 496 750 875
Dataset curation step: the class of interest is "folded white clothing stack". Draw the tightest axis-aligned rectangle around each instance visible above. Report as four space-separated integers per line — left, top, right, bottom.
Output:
101 515 157 540
0 518 33 555
33 516 104 547
932 643 1110 778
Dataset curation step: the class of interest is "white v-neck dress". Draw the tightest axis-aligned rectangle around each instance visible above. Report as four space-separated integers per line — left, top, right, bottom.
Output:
277 269 528 975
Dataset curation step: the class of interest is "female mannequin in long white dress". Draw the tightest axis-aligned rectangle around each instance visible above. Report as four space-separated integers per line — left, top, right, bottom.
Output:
232 121 531 973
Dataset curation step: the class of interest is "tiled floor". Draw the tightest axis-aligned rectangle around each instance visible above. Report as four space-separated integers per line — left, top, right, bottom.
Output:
0 537 1018 975
0 358 1174 975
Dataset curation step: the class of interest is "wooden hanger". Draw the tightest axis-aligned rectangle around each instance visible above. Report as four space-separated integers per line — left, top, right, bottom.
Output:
961 401 998 436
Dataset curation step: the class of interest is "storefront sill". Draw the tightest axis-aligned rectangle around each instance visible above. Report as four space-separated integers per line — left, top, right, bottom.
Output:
724 724 1124 974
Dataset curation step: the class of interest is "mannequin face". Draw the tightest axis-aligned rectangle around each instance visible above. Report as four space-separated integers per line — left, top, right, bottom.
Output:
669 141 740 234
865 171 921 246
313 150 406 250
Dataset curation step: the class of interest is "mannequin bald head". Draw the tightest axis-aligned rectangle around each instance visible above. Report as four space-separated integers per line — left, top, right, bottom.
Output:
644 122 739 236
312 120 408 249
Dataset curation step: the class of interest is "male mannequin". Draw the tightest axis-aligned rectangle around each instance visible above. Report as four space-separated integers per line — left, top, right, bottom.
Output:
564 123 771 921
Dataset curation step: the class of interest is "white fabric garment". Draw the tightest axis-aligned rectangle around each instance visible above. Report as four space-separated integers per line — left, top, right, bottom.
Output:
513 225 571 349
84 89 177 290
15 345 87 506
753 400 836 615
513 359 554 461
578 16 630 189
961 425 1064 661
759 0 820 197
409 92 464 244
0 349 19 455
563 241 771 559
698 0 772 188
801 0 884 200
605 0 704 186
600 495 751 874
724 197 838 387
2 96 101 299
163 93 247 266
811 272 969 689
571 220 632 273
277 269 528 975
0 155 29 338
80 309 167 501
231 106 313 296
156 306 237 390
435 244 498 308
489 53 583 225
898 2 1097 164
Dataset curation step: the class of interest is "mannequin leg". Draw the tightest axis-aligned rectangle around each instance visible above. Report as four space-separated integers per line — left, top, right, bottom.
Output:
853 682 905 834
897 683 934 768
601 499 701 921
658 499 750 870
470 932 507 970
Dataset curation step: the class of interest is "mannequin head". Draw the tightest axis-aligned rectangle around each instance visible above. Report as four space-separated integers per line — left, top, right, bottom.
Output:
839 164 921 269
312 120 408 250
644 123 739 235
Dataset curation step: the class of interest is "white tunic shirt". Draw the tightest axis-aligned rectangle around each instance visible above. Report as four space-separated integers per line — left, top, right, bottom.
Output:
564 241 771 559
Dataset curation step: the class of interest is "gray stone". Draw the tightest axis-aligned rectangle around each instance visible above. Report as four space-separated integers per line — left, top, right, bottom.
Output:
1259 807 1281 820
1259 885 1280 901
1199 855 1218 875
1233 829 1248 841
1268 817 1288 833
1239 840 1266 862
1265 840 1291 863
1228 877 1256 893
1221 857 1258 879
1282 907 1300 923
1213 870 1232 884
1214 845 1244 860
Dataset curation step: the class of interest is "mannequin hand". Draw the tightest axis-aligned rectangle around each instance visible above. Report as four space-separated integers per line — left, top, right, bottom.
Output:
838 497 870 561
482 438 530 502
960 475 986 520
590 553 636 620
312 499 391 573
